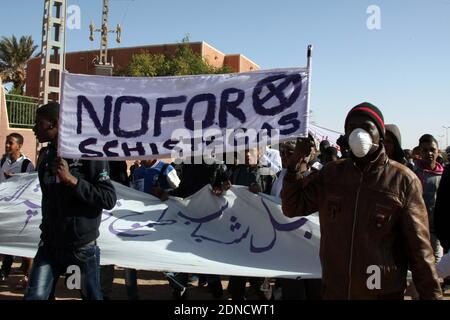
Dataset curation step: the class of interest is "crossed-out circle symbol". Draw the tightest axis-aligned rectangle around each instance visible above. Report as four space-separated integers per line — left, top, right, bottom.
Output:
252 73 303 116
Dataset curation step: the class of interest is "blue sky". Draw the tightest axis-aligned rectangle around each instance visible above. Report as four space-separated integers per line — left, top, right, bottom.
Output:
1 0 450 148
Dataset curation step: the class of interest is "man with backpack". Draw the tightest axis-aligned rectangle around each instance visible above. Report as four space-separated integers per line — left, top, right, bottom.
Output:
0 133 34 182
126 159 181 299
0 133 35 288
131 159 180 200
168 157 229 299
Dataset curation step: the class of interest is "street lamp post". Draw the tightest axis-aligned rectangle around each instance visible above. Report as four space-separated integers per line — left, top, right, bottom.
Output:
443 126 450 148
438 134 445 147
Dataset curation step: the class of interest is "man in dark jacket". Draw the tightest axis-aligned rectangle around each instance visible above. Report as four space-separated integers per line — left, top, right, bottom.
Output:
434 163 450 254
168 156 229 299
227 148 268 300
318 140 331 164
24 102 117 300
281 102 442 300
435 161 450 290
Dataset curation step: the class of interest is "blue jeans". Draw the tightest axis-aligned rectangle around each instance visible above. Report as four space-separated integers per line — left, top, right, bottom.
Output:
24 243 102 300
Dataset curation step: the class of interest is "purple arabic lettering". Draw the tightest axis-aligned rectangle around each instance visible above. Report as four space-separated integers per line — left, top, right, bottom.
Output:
179 202 251 245
245 198 313 253
108 208 176 238
0 179 35 203
18 209 39 234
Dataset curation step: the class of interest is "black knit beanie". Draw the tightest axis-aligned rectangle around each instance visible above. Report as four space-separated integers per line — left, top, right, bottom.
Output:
344 102 385 139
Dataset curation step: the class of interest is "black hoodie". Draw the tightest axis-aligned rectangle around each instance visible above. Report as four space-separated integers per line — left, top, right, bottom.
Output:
385 124 411 169
37 144 117 248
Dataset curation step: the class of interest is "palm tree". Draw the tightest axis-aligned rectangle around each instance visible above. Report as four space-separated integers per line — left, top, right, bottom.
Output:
0 35 38 94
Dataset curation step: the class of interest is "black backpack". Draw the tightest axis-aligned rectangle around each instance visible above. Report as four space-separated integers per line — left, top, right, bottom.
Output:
1 155 32 174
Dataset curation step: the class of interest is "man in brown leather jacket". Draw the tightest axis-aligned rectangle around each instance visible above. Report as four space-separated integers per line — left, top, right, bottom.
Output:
281 102 442 300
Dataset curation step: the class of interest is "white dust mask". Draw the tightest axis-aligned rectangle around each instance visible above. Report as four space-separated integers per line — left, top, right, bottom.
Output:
348 128 378 158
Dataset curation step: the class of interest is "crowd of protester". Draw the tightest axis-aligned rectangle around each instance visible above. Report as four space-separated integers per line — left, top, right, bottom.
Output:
0 101 449 300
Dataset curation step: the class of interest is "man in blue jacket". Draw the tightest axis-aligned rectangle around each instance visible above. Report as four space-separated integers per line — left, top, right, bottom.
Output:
24 102 117 300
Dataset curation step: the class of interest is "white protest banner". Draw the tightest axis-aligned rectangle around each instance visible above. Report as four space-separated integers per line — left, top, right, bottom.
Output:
59 68 310 160
0 174 321 279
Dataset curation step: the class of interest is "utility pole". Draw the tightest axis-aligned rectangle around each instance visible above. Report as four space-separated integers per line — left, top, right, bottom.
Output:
36 0 67 163
39 0 67 104
89 0 122 76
